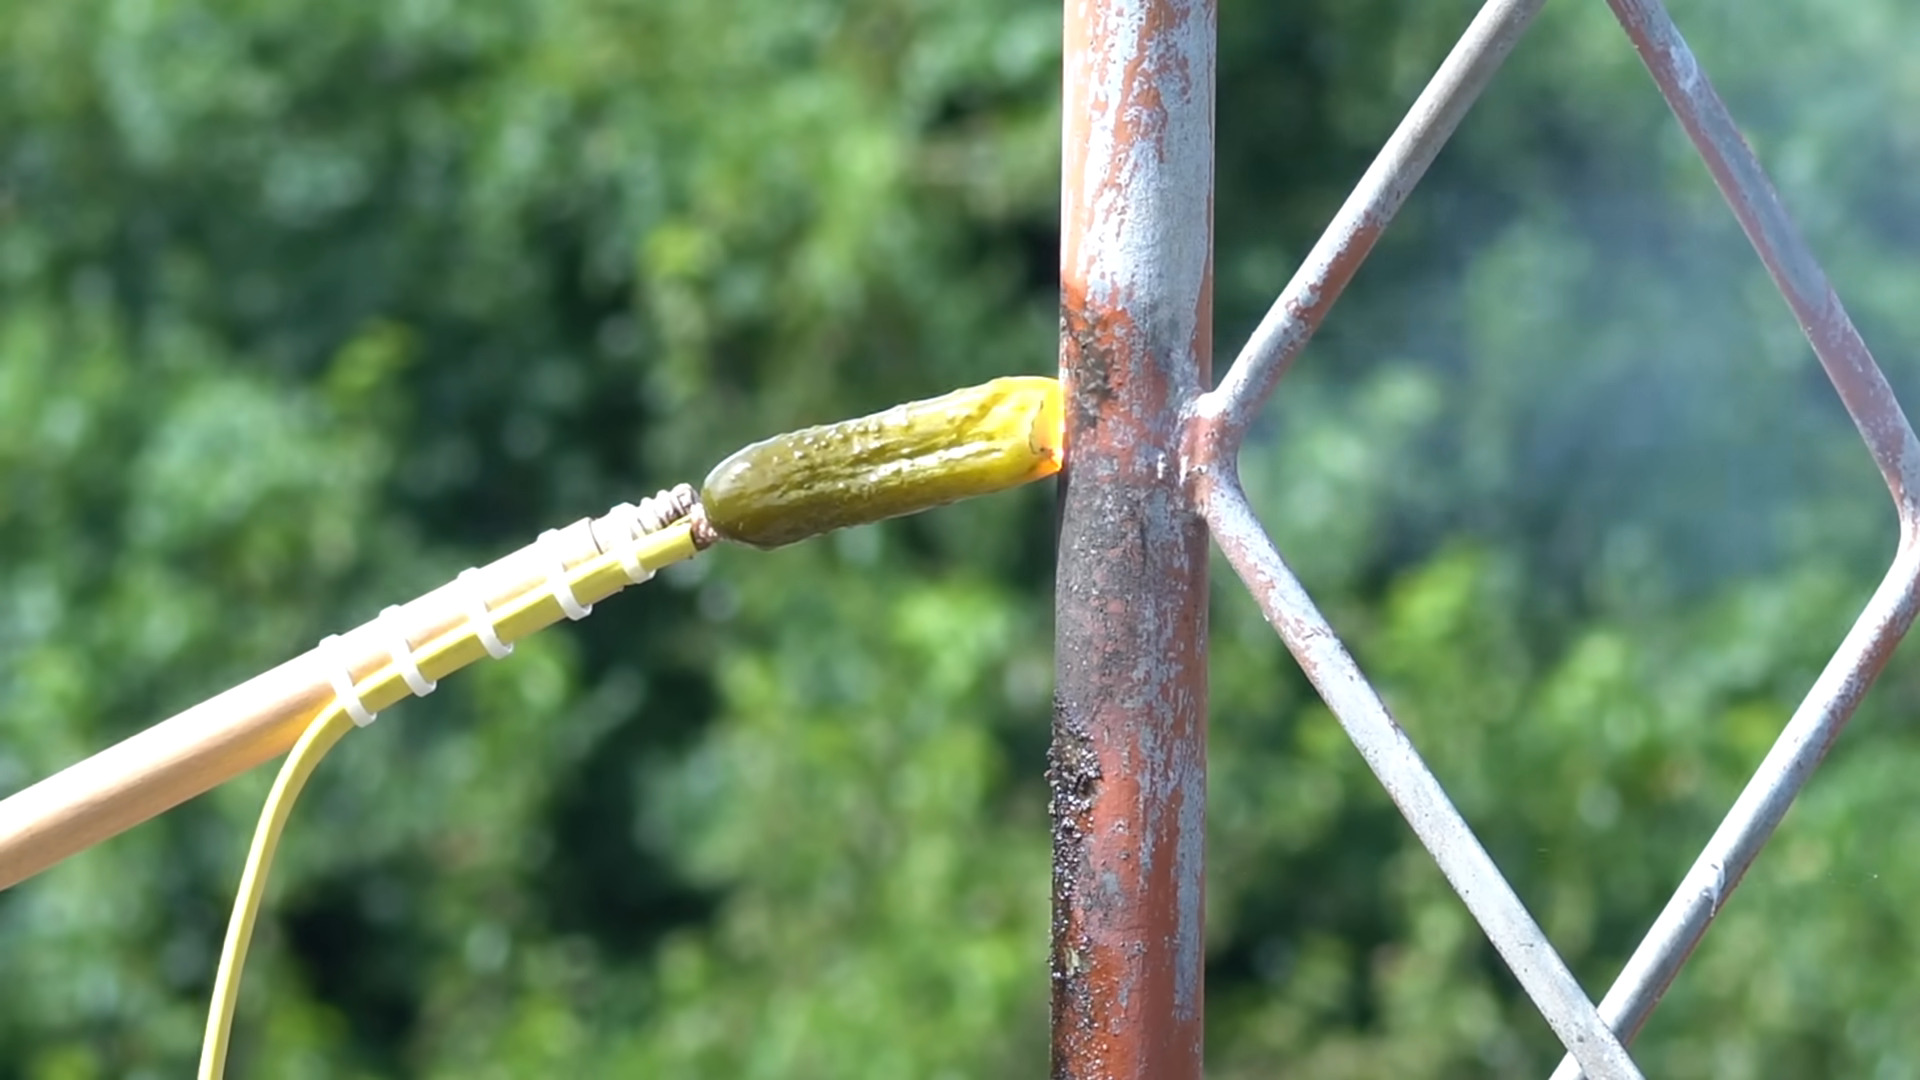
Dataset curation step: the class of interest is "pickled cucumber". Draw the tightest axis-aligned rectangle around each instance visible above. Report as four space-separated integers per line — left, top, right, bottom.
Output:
699 376 1064 549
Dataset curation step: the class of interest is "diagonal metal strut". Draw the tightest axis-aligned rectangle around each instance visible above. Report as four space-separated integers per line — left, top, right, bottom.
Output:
1550 2 1920 1075
1187 1 1644 1077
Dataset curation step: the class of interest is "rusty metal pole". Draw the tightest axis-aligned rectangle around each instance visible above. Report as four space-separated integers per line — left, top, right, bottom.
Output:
1051 0 1214 1074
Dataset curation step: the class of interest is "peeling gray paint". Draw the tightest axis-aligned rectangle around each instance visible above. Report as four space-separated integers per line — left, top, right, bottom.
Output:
1052 0 1213 1074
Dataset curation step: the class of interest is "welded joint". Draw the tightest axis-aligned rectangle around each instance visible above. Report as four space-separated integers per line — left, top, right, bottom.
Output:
1177 388 1243 510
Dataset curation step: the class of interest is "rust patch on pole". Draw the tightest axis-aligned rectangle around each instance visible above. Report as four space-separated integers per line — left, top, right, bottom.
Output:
1051 0 1214 1075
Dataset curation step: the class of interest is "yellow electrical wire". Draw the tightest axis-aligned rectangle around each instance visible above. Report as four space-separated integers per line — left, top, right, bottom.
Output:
199 519 703 1079
199 701 354 1080
198 380 1060 1073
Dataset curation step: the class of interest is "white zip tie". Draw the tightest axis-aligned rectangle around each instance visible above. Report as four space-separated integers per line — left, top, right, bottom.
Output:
312 497 686 733
319 633 378 727
378 604 438 697
457 567 514 659
613 503 656 585
540 528 593 620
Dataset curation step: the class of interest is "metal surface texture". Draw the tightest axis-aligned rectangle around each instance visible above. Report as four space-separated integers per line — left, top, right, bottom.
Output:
1055 0 1915 1069
1051 0 1214 1073
1544 4 1920 1076
1201 0 1548 441
1186 1 1646 1075
1196 479 1644 1080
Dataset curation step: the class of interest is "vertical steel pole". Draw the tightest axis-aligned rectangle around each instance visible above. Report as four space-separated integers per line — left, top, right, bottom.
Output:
1052 0 1214 1074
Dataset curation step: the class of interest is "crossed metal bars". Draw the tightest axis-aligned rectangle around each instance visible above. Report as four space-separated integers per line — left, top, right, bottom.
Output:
1050 0 1920 1077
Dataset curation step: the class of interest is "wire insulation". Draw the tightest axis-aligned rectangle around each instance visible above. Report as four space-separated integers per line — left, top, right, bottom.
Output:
379 604 438 697
199 516 702 1078
198 703 353 1079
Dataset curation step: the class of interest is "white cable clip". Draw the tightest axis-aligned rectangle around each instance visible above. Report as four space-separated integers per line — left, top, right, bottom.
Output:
613 503 656 585
319 633 378 727
458 567 514 659
540 528 593 620
378 604 438 697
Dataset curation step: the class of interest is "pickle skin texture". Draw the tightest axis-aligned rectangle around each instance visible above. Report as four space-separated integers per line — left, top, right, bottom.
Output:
699 376 1065 550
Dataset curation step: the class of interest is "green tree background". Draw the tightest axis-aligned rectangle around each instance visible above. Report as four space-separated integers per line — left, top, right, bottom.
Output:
5 0 1920 1076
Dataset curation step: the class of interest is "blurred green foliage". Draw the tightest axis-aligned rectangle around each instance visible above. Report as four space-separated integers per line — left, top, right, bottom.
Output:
4 0 1920 1076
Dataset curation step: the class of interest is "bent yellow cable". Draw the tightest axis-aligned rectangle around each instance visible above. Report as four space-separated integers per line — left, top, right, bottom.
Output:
201 520 704 1079
200 702 353 1080
204 373 1063 1078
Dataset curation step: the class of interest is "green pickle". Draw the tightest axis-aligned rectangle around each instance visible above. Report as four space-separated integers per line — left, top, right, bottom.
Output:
699 376 1065 549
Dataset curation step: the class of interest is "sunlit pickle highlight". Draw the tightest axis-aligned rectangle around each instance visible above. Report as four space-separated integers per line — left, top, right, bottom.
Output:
699 376 1065 549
